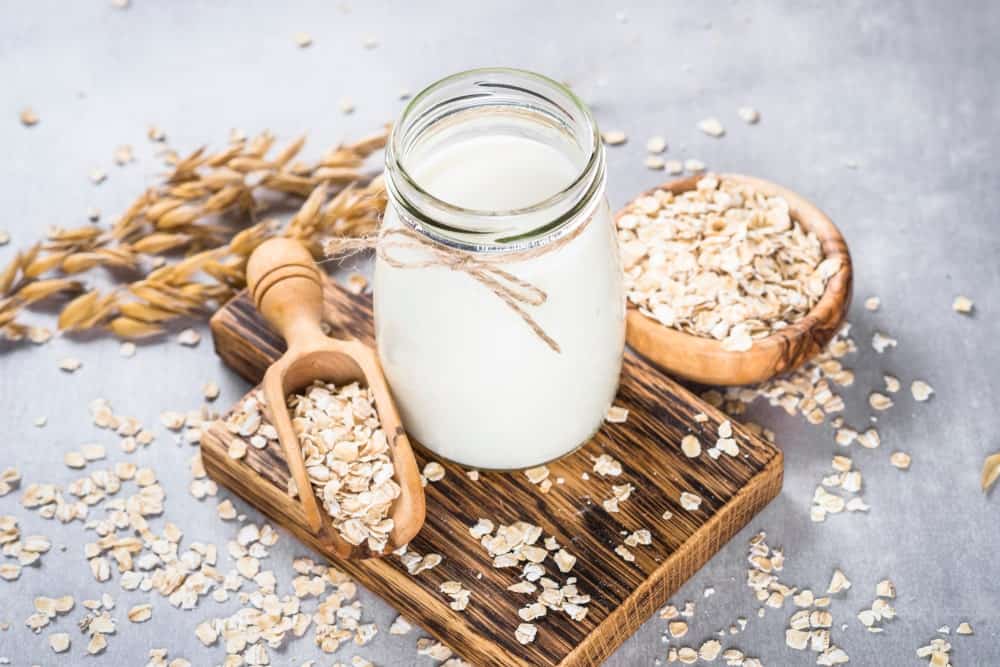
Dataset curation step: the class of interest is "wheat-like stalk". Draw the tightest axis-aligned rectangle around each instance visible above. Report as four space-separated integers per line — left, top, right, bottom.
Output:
0 128 389 343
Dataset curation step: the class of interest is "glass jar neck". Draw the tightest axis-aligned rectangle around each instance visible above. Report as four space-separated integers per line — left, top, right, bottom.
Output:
384 68 606 256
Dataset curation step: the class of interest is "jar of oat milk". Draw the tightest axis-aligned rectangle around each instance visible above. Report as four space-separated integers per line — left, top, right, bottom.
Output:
374 68 625 470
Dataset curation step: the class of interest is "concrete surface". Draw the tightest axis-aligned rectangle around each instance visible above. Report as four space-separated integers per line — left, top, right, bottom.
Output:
1 1 998 665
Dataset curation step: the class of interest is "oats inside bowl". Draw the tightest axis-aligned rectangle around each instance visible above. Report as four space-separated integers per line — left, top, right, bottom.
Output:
617 174 842 351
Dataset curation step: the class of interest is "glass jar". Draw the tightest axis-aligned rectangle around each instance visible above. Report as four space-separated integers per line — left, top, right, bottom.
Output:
374 68 625 470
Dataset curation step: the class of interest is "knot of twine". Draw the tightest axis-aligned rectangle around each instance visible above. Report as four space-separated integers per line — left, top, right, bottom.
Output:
324 228 561 353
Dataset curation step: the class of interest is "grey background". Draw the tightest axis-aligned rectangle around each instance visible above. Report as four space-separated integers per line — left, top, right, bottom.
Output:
1 1 997 665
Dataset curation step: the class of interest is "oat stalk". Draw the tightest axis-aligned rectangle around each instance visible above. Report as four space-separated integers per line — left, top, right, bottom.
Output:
0 128 389 344
981 452 1000 493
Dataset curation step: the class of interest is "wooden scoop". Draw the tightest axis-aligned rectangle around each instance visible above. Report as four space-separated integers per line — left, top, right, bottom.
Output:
245 237 425 559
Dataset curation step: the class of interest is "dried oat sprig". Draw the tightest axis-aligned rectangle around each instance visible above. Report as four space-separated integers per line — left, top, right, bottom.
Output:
982 452 1000 493
0 128 389 343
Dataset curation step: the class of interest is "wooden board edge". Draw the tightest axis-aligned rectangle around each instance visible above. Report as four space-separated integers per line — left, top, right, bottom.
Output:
561 449 784 667
210 303 263 385
201 423 309 535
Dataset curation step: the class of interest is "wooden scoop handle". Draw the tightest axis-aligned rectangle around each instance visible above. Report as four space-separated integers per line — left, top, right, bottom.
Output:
247 238 328 535
246 238 327 351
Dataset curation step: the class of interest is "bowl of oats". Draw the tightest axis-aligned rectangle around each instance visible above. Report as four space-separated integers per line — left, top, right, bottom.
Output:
617 173 852 386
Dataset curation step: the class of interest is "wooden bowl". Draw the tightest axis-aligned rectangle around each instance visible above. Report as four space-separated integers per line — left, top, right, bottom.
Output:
621 173 852 386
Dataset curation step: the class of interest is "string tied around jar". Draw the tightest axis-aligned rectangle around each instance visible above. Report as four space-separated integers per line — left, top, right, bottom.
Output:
323 228 562 354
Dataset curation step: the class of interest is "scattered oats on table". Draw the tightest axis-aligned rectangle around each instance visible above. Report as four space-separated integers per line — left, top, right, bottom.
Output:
127 603 153 623
827 568 851 594
524 465 549 486
48 632 71 653
178 328 201 346
865 296 881 311
202 381 220 401
416 638 453 661
389 615 412 635
0 468 20 497
952 295 974 314
618 174 841 352
216 499 237 520
679 491 701 511
64 451 86 469
592 453 622 476
59 357 82 372
19 108 39 126
422 461 445 482
294 32 313 47
646 136 667 153
113 145 133 165
27 326 51 344
911 380 934 402
346 272 368 295
680 434 701 458
872 331 897 353
605 405 629 423
697 117 725 137
515 622 537 645
644 155 665 170
683 158 706 173
439 580 471 611
890 451 911 470
0 230 9 245
869 392 893 411
665 159 684 175
90 169 107 184
916 637 953 666
147 125 166 141
601 130 627 145
737 106 760 124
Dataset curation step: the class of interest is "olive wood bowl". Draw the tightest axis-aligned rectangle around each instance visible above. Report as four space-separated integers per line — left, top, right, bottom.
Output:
620 173 852 386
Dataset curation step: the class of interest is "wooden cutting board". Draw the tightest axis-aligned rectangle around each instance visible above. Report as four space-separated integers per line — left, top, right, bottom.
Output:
203 277 783 667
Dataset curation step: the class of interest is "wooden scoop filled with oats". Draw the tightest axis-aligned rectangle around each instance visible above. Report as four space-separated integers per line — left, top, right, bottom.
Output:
243 237 424 558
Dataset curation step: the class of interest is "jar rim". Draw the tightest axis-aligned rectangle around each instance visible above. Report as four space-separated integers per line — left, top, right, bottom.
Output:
385 67 605 254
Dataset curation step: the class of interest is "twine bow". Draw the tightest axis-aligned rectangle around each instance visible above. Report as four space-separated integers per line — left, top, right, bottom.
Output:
324 228 561 353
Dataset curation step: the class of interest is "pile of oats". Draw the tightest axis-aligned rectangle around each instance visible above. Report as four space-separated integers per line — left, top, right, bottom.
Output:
472 519 589 643
618 174 842 351
288 381 400 552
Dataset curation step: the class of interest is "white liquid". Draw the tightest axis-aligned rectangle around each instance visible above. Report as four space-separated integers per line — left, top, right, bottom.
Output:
374 133 625 469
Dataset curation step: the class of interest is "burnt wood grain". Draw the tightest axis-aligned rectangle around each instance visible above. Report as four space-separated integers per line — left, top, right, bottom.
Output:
204 278 783 667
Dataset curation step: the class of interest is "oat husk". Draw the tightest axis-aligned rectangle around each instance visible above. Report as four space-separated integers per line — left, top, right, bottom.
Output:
982 452 1000 492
